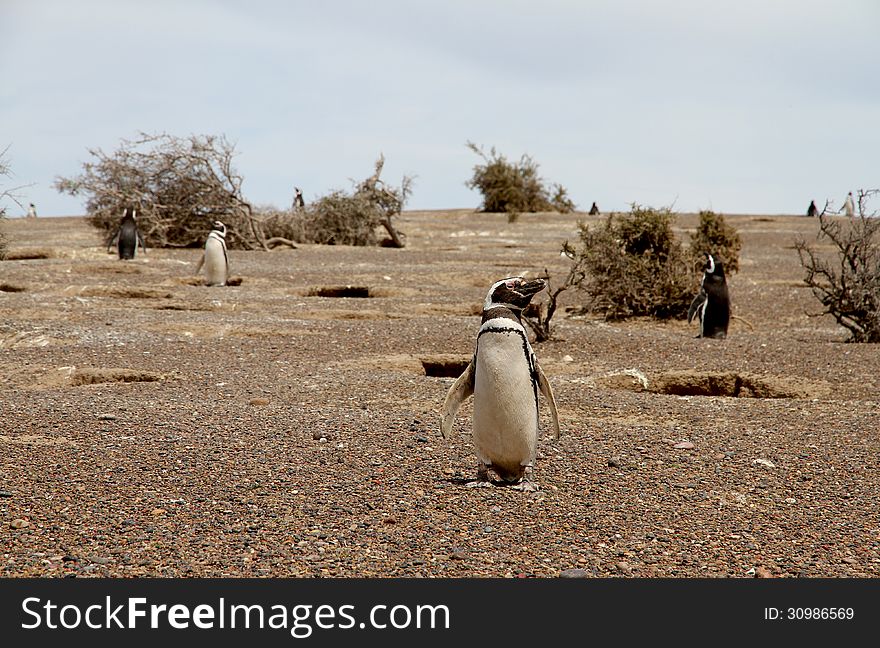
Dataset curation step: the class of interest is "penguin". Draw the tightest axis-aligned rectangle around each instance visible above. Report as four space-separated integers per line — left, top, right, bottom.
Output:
26 203 37 219
588 202 600 215
440 276 560 488
293 187 305 210
108 207 146 260
687 253 730 339
843 192 855 218
194 220 228 286
807 200 818 218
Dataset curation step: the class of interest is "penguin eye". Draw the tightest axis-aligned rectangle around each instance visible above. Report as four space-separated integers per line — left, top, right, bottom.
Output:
505 280 518 289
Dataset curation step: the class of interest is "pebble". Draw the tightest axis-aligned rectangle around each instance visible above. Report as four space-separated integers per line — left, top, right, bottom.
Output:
10 519 29 529
754 566 774 578
483 526 493 533
151 508 166 516
88 556 112 565
562 355 574 363
490 506 502 513
0 490 12 498
673 442 695 450
249 398 270 406
754 459 776 468
97 414 117 421
312 431 333 441
607 457 623 468
615 561 632 574
450 547 467 560
560 568 590 578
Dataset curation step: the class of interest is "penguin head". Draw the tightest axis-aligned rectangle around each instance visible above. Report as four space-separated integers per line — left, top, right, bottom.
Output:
702 254 725 282
211 221 227 237
483 276 547 312
122 207 136 221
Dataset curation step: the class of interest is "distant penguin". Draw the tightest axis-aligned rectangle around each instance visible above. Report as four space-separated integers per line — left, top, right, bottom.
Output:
26 203 37 219
589 202 600 215
293 187 305 210
440 276 560 488
844 192 855 217
688 254 730 339
807 200 818 218
194 220 228 286
108 208 146 260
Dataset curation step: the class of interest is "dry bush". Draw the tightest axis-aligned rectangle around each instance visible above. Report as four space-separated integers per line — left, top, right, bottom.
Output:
260 155 411 247
572 204 694 320
55 132 268 250
465 141 575 216
522 243 587 342
688 210 742 273
1 145 27 260
795 190 880 342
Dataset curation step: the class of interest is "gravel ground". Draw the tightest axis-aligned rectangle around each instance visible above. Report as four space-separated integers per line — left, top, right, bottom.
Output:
0 210 878 578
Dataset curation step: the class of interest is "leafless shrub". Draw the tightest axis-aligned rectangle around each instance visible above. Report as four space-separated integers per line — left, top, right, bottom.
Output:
260 155 412 248
688 209 742 274
794 189 880 342
465 141 575 216
522 242 587 342
55 132 268 250
1 145 28 259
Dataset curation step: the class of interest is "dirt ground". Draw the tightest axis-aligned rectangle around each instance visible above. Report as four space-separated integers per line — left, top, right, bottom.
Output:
1 210 878 578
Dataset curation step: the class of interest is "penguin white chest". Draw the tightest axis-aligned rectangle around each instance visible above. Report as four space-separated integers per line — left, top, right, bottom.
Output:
204 237 228 286
472 329 538 470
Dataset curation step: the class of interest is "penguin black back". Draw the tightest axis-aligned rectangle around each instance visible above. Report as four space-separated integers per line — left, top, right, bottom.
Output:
116 208 142 260
807 200 818 218
688 254 730 339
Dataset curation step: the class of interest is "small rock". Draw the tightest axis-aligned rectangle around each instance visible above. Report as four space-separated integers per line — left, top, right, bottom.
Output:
450 547 467 560
97 414 117 421
62 555 78 563
615 561 632 574
559 568 590 578
442 468 454 476
0 490 12 498
842 557 858 565
562 355 574 363
753 459 776 468
312 431 333 441
249 398 270 406
10 519 29 529
416 436 428 443
88 556 112 565
754 566 774 578
483 526 494 533
490 506 502 513
608 457 623 468
151 508 166 516
382 516 396 524
784 497 796 504
673 442 695 450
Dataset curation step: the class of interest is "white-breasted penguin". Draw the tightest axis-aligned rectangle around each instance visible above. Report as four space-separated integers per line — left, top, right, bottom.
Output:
108 208 147 260
688 253 730 339
440 276 560 487
194 220 229 286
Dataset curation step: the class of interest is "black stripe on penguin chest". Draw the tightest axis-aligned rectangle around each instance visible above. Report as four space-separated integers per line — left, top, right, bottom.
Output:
475 326 539 411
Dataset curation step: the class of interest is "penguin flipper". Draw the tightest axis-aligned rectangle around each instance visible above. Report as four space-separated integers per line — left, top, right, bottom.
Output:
194 252 205 275
439 361 475 440
138 232 147 255
536 363 560 440
687 291 706 324
107 230 120 254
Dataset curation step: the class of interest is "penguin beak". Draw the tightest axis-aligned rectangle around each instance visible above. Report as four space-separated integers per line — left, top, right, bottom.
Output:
516 278 547 298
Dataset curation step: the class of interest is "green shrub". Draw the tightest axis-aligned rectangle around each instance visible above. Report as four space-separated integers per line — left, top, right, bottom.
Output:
465 141 575 215
573 204 694 319
688 210 742 273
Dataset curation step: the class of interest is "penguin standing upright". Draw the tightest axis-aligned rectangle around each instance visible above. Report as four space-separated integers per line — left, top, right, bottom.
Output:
108 208 146 260
688 254 730 339
194 220 228 286
844 192 855 218
807 200 818 218
440 277 560 488
588 202 600 215
293 187 305 210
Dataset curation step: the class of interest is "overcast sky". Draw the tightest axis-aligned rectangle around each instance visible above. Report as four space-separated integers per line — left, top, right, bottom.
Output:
1 0 878 216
